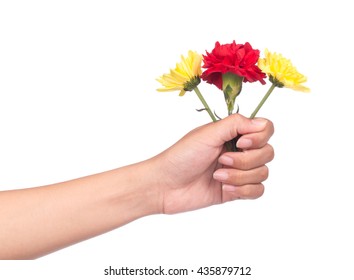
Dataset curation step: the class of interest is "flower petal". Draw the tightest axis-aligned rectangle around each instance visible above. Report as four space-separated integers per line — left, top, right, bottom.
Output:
156 50 202 94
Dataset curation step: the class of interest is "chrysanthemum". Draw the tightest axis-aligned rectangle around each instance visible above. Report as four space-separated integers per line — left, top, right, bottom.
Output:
258 49 310 92
156 50 216 122
156 50 202 96
249 49 310 118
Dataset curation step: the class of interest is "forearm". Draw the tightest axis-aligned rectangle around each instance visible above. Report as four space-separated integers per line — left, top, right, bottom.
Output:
0 160 161 259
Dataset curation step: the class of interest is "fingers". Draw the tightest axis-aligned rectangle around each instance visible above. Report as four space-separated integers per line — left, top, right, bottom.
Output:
208 114 273 146
222 184 265 202
198 113 274 203
213 143 274 201
236 120 274 150
219 144 274 170
214 165 269 186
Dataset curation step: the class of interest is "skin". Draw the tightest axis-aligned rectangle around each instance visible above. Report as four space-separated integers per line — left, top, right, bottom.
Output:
0 114 274 259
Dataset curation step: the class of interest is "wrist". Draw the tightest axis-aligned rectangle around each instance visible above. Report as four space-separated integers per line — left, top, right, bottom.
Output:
111 159 163 218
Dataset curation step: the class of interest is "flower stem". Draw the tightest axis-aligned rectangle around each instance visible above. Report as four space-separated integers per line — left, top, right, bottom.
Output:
194 86 217 122
250 83 277 119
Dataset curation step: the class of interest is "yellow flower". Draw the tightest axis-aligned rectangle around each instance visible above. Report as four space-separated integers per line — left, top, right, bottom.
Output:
258 49 310 92
156 50 202 96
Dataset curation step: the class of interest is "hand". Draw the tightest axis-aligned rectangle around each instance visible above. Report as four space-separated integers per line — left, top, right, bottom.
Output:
0 113 273 259
154 114 274 214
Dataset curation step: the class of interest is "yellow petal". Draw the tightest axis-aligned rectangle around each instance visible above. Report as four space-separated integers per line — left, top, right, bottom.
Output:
156 50 202 94
258 49 310 92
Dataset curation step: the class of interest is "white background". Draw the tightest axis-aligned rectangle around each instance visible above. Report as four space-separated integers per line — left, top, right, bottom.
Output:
1 0 353 279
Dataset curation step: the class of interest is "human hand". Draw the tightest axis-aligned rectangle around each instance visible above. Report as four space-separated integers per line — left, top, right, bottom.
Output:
153 114 274 214
0 113 273 259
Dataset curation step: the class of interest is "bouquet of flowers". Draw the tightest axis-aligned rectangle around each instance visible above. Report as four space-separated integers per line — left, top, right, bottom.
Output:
157 40 309 151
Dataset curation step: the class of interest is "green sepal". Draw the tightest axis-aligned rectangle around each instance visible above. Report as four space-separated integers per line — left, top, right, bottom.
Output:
222 72 243 115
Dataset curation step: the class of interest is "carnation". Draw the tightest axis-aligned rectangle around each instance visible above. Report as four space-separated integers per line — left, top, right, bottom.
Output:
201 41 266 90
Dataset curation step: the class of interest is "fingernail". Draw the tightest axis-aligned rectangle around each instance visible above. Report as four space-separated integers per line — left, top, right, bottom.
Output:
219 155 234 166
222 184 238 192
236 137 252 149
213 170 228 181
251 119 267 127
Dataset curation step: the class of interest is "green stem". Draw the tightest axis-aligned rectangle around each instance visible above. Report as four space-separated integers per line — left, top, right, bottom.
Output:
194 86 217 122
228 107 233 116
250 83 277 119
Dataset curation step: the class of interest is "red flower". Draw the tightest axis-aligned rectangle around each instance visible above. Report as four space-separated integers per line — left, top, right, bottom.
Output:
201 41 266 89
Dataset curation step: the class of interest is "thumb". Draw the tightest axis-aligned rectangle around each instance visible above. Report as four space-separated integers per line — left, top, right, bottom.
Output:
211 114 268 145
